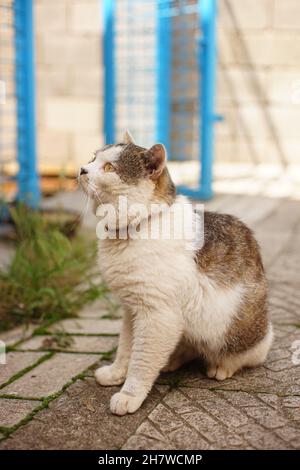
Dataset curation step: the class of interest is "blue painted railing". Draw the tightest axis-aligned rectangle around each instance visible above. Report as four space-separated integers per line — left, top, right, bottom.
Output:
177 0 218 200
156 1 171 157
103 0 115 144
14 0 40 207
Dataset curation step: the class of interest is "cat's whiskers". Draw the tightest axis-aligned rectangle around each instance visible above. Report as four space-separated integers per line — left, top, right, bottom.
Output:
87 181 103 205
81 194 91 221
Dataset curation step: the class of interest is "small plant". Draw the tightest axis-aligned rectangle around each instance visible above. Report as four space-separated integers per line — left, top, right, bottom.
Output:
0 205 107 331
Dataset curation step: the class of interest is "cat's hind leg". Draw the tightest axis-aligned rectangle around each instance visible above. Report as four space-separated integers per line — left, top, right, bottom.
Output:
162 340 198 372
207 324 273 381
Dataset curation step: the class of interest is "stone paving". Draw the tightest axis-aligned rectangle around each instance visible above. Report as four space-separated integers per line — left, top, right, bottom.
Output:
0 194 300 449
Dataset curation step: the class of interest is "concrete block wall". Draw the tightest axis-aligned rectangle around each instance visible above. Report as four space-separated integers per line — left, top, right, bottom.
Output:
217 0 300 165
34 0 300 174
35 0 102 174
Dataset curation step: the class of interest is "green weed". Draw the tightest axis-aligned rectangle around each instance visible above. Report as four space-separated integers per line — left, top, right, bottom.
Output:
0 206 107 331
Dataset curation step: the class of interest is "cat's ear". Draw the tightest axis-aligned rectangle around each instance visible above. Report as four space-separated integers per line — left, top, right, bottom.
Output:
144 144 166 180
123 129 135 144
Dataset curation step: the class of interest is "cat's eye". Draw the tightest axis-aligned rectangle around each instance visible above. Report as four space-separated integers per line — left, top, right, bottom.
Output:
104 162 114 173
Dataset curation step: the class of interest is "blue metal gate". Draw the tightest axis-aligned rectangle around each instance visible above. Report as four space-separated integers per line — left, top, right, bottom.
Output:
103 0 219 200
0 0 39 210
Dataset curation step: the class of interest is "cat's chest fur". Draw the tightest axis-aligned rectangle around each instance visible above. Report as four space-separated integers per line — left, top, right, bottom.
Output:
98 236 198 307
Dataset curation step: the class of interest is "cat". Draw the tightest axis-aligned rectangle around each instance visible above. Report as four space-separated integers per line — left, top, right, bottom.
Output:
79 130 273 416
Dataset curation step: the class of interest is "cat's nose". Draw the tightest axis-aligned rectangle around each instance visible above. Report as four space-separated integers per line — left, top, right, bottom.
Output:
80 167 88 176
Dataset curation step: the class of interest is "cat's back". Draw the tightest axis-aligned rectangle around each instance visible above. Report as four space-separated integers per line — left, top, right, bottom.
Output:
195 211 265 287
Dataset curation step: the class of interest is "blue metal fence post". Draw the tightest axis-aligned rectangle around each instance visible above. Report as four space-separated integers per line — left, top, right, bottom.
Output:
198 0 217 200
156 1 172 156
14 0 40 208
103 0 115 144
178 0 218 200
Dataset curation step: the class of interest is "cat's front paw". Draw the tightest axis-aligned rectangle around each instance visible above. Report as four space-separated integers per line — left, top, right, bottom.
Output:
110 391 144 416
95 365 126 386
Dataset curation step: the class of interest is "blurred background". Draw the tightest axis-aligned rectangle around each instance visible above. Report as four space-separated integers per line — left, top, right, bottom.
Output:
1 0 300 213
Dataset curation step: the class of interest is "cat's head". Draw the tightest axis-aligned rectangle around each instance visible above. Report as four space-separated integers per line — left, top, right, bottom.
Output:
79 131 176 211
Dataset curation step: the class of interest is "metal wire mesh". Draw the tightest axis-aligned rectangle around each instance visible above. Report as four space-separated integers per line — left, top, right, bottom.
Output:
0 0 17 201
170 0 199 160
114 0 157 148
113 0 200 159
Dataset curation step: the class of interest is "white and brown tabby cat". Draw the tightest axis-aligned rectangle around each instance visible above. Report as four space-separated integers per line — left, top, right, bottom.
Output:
79 131 273 416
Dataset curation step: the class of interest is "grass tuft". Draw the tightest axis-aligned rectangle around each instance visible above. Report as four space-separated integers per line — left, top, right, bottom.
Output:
0 205 107 332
